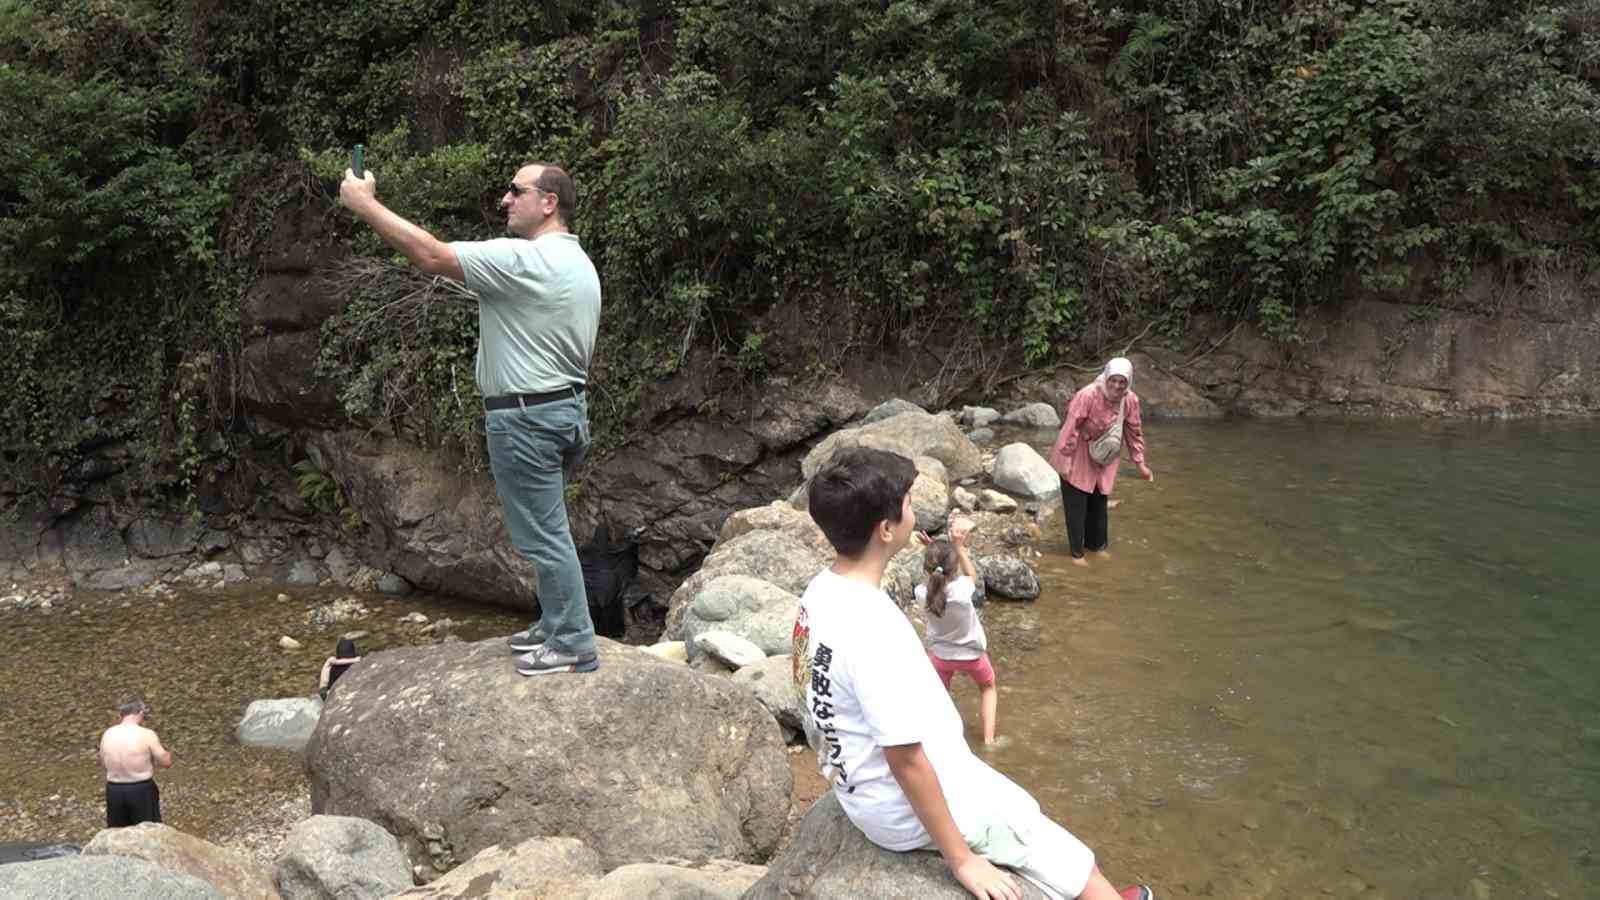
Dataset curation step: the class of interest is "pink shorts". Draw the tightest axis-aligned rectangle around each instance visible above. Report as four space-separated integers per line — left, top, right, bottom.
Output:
929 652 995 689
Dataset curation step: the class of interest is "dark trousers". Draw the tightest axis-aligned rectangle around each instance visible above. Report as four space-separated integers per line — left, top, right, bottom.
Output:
1062 481 1109 558
106 779 161 827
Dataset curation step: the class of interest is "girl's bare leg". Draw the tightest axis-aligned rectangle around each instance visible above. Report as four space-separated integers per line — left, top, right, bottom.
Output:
980 683 999 745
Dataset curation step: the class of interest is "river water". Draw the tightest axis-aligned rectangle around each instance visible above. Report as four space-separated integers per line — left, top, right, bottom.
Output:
965 418 1598 898
2 420 1596 896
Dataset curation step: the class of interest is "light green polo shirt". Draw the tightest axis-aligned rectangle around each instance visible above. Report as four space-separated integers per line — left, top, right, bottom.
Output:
450 233 601 397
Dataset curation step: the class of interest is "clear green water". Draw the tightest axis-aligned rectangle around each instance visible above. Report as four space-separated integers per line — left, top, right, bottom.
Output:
957 420 1599 898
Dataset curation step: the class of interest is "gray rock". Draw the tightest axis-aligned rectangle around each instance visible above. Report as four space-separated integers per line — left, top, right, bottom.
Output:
801 411 982 482
966 427 995 443
959 406 1001 428
273 815 411 900
286 560 322 586
222 564 248 585
376 573 412 596
744 792 1050 899
976 489 1019 513
990 443 1062 500
236 697 324 751
731 654 805 734
82 822 276 900
198 530 233 555
1126 353 1223 418
322 548 357 586
881 544 931 611
908 471 951 534
977 557 1041 601
996 401 1062 429
587 859 767 899
390 837 602 899
951 487 978 513
716 502 832 556
695 630 767 669
126 518 202 559
304 638 790 877
0 855 225 899
859 398 926 425
666 532 827 641
80 561 164 592
680 575 800 660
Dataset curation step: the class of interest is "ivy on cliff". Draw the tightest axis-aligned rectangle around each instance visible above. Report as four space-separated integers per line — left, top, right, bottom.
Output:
2 0 1598 490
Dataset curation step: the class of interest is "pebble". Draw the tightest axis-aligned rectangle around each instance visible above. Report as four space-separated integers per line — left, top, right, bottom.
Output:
399 612 429 625
278 636 302 651
276 593 291 602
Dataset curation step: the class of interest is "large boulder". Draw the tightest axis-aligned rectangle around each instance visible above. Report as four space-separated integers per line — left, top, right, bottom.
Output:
0 855 225 899
82 823 274 900
715 502 831 557
390 837 602 899
665 531 828 640
908 463 951 534
587 858 767 899
730 654 805 738
679 575 801 661
996 402 1062 429
977 557 1041 601
82 819 273 896
236 697 323 751
989 444 1061 501
307 432 541 611
273 815 412 900
859 398 926 425
801 411 982 483
1125 353 1223 419
744 792 1050 899
270 813 409 896
304 637 790 878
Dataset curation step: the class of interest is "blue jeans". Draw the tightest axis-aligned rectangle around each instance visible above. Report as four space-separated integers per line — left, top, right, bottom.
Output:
484 394 594 656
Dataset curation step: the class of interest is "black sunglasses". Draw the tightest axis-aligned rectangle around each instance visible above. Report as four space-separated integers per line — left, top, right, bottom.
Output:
507 182 547 198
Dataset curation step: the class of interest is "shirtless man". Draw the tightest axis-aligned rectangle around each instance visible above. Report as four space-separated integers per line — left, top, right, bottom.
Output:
98 698 173 827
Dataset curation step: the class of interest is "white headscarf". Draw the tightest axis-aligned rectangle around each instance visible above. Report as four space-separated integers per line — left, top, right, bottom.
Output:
1094 356 1134 393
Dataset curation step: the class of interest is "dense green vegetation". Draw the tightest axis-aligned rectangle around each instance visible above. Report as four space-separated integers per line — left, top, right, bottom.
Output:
3 0 1598 488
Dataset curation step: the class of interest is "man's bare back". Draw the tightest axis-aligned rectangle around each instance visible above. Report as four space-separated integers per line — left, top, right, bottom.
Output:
99 719 172 783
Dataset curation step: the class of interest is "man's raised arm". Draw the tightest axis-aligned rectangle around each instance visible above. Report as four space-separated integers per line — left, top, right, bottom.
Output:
338 169 464 282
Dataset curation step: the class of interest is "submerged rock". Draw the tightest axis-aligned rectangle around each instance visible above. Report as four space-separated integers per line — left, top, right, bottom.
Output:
236 697 323 751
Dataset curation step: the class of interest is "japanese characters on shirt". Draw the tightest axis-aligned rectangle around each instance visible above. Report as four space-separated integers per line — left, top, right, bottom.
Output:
792 606 853 793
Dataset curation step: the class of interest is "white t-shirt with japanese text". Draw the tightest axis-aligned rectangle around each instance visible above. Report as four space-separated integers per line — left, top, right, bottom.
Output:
792 568 1038 851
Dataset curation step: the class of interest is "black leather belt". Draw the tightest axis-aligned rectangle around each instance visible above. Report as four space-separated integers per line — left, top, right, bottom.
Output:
482 385 585 411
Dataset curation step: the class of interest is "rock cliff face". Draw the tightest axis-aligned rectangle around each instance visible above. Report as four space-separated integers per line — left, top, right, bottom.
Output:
3 222 1595 607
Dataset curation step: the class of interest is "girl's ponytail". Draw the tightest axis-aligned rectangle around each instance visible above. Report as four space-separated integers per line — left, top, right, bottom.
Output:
922 540 959 617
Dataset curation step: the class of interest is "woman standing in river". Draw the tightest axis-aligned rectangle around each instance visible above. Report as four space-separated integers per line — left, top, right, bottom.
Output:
1047 357 1154 566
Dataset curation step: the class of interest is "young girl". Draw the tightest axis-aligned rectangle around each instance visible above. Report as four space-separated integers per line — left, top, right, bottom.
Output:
914 516 1000 746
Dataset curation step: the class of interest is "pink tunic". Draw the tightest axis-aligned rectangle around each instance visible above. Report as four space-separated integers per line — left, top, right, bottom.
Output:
1046 384 1146 495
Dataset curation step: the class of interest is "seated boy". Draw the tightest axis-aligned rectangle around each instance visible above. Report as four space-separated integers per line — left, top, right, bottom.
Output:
793 447 1154 900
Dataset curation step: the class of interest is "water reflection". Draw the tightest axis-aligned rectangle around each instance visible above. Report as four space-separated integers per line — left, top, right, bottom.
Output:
951 419 1599 898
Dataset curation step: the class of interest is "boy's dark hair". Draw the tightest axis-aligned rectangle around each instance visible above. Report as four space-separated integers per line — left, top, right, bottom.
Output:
808 447 918 558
